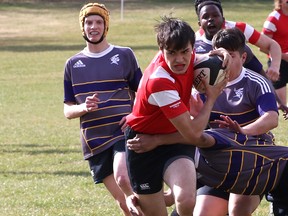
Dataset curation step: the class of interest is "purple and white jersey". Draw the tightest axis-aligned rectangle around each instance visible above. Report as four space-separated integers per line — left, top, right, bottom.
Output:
195 128 288 195
209 67 278 140
64 45 142 159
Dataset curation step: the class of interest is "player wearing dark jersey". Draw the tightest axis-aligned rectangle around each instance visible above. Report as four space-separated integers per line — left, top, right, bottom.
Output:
128 128 288 215
194 0 288 118
63 3 142 215
194 0 281 82
192 1 283 215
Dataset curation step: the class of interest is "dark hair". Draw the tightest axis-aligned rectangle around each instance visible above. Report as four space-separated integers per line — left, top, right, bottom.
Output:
155 16 195 51
212 28 246 54
194 0 223 17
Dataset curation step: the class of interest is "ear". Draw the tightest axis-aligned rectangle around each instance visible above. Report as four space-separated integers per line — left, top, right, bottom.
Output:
242 52 247 64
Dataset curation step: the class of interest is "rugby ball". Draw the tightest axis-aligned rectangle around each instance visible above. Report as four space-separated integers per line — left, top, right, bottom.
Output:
193 55 226 93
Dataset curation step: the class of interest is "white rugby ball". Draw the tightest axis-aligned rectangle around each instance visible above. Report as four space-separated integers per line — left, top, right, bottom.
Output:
193 55 226 93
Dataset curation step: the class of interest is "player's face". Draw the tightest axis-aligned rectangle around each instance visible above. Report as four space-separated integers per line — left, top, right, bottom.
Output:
228 50 247 80
84 15 105 43
198 5 224 40
281 0 288 9
162 43 193 75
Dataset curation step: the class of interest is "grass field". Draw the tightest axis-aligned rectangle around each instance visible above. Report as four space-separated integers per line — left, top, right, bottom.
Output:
0 0 287 215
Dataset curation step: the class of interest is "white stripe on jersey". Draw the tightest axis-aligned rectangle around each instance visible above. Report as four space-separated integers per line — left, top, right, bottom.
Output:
263 20 276 32
242 24 255 41
244 68 272 94
148 66 180 107
148 90 180 107
150 66 175 83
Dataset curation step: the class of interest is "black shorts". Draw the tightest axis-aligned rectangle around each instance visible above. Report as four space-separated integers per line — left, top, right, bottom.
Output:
266 162 288 209
88 140 125 184
125 126 196 195
197 185 229 200
268 59 288 89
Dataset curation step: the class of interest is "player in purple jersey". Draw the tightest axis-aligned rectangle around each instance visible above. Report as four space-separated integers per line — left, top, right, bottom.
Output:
128 128 288 216
63 3 142 215
193 0 286 215
194 0 288 117
194 27 278 216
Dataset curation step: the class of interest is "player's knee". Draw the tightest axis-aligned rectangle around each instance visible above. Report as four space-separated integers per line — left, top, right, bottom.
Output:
229 206 252 216
175 193 195 215
115 173 130 189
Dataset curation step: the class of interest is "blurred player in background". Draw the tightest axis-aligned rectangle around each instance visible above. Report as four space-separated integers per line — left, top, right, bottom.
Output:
262 0 288 118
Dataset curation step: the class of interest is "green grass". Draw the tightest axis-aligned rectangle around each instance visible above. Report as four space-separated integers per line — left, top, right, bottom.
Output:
0 1 286 215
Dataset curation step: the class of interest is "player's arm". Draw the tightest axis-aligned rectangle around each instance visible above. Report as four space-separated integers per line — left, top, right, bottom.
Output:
64 102 87 119
215 110 278 136
241 110 278 135
127 115 216 153
256 33 281 81
127 76 228 153
64 93 99 119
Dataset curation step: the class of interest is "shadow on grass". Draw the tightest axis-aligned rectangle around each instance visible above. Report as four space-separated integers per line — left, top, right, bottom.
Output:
1 143 80 155
1 44 158 52
0 170 90 177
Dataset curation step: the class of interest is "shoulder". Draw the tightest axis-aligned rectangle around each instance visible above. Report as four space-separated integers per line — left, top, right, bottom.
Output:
269 10 281 20
243 69 273 92
113 45 135 55
195 39 212 54
64 51 85 66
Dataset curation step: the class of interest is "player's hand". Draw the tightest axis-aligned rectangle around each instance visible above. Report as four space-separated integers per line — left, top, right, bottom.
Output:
127 134 158 153
278 104 288 120
214 115 243 133
126 194 144 216
209 47 232 72
189 91 204 117
284 112 288 120
119 116 128 132
84 93 100 112
204 70 229 102
266 65 279 82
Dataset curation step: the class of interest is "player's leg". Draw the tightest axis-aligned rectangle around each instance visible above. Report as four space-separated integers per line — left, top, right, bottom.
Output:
228 194 260 216
164 187 174 207
137 190 167 216
113 142 133 198
164 157 197 216
193 186 229 216
113 149 144 215
88 145 130 216
103 174 130 215
271 202 288 216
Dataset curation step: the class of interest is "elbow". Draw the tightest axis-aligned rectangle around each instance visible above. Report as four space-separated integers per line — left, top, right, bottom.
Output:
64 112 72 120
185 132 203 146
64 109 74 120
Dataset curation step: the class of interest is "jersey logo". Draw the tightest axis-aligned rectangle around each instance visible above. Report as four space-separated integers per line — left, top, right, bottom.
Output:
233 87 244 100
225 87 244 105
195 45 206 53
73 60 86 68
140 183 150 190
110 54 120 65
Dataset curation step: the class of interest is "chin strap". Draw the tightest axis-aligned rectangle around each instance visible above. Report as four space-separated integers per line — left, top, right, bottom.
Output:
83 34 105 45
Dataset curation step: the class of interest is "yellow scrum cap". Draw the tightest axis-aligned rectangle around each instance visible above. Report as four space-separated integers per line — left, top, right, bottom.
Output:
79 3 110 38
